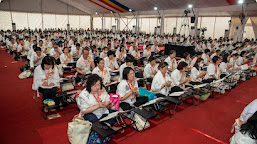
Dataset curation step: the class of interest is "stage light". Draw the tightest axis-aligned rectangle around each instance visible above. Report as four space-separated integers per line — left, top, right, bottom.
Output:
110 11 113 13
238 0 244 4
154 7 158 11
129 9 132 12
95 12 98 15
188 4 193 8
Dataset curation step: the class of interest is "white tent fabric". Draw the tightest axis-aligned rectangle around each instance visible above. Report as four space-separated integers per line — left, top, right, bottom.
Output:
213 17 231 39
120 18 128 31
93 17 102 30
79 16 90 30
164 17 177 34
28 13 42 30
12 12 28 30
243 18 256 40
56 15 68 29
43 14 56 29
251 17 257 39
69 15 80 29
0 11 12 30
201 17 216 38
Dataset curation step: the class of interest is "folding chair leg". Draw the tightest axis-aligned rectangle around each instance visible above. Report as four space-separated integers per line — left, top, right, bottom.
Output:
172 104 178 115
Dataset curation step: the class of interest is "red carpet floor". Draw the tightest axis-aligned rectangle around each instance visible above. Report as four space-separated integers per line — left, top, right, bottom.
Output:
0 48 256 144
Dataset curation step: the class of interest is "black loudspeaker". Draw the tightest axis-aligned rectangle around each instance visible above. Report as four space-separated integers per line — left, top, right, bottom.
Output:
191 17 195 23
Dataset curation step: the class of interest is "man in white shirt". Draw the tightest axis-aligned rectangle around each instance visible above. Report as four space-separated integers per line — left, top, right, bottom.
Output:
30 47 46 69
71 43 82 60
104 51 119 70
165 50 177 72
202 49 211 64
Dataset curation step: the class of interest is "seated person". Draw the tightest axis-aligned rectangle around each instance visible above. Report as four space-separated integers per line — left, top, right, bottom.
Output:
164 50 177 72
219 53 233 78
230 53 240 70
70 43 82 60
237 51 248 66
151 62 173 96
130 46 140 60
144 56 158 82
17 39 29 58
170 61 191 91
30 47 46 69
230 111 257 144
151 42 160 53
104 51 119 70
117 67 148 110
92 58 111 85
60 47 73 67
143 44 152 59
49 43 62 63
116 46 126 63
202 49 211 65
76 74 118 128
190 58 207 84
190 52 202 69
99 47 108 58
119 54 135 80
32 56 60 104
210 49 221 58
76 48 95 83
178 52 192 70
204 56 221 83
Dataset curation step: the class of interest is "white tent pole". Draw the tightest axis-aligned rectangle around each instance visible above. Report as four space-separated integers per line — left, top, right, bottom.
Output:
193 7 199 38
239 3 248 41
136 11 139 36
160 9 165 35
41 0 44 30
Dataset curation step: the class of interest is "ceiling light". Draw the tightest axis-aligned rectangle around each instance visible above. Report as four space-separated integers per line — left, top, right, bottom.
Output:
238 0 244 4
110 11 113 13
129 9 132 12
154 7 158 11
188 4 193 8
95 12 98 15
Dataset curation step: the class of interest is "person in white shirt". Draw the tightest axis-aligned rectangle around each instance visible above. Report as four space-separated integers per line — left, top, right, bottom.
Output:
253 53 257 64
119 54 135 80
164 50 177 72
76 48 95 75
201 49 211 65
144 56 158 80
49 43 62 61
104 51 119 70
237 51 248 66
190 52 202 69
151 42 160 53
30 47 46 69
230 53 240 70
71 43 82 60
151 62 173 96
204 56 221 82
210 50 221 59
190 58 207 83
60 47 73 67
143 45 152 59
92 58 111 85
17 39 29 57
170 61 191 90
130 46 140 60
32 56 60 104
219 53 233 78
116 46 126 63
143 41 149 50
99 47 108 59
230 111 257 144
76 74 118 127
117 67 148 110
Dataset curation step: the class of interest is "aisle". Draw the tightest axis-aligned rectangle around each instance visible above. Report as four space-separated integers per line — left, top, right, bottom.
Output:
0 48 256 144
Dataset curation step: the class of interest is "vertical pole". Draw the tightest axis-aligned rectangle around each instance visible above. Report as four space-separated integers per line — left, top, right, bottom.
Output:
193 8 199 38
239 3 248 41
160 9 165 35
136 11 139 36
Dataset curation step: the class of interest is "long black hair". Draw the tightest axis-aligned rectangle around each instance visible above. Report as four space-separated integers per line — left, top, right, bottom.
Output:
240 111 257 139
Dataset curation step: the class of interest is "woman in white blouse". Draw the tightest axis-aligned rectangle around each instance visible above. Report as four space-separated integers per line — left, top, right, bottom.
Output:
32 56 60 103
116 46 126 63
190 58 207 84
204 56 221 82
143 44 152 59
237 51 248 66
92 58 111 85
151 62 173 96
117 67 148 110
144 56 158 81
77 74 117 126
60 47 73 67
219 53 233 78
164 50 177 72
170 61 191 90
230 111 257 144
104 51 119 70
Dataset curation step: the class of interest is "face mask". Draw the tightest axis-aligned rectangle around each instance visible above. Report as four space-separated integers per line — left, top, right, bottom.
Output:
199 63 204 67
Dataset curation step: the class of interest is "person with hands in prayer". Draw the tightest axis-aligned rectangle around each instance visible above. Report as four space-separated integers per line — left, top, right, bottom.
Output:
165 50 177 72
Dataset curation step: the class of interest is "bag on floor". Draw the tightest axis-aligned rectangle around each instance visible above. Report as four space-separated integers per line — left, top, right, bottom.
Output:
109 93 120 110
68 113 92 144
193 89 210 101
18 70 33 79
87 131 113 144
20 64 29 72
133 113 150 131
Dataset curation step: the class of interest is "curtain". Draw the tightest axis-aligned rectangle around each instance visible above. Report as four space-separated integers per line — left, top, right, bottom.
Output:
141 18 149 33
243 18 255 40
12 12 28 30
250 17 257 40
43 14 56 29
69 15 79 29
214 17 231 39
149 18 157 34
28 13 42 30
79 16 90 30
0 11 12 30
229 17 241 39
93 17 102 30
165 18 177 34
201 17 216 39
56 14 68 30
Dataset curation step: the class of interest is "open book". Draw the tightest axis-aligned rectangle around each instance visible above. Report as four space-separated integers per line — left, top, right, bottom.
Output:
140 97 165 107
169 91 185 97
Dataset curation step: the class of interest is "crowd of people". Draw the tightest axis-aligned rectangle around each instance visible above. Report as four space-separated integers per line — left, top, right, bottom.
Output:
0 28 257 143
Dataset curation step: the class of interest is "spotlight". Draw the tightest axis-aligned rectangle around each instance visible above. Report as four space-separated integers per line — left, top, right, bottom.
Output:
95 12 98 15
238 0 244 4
129 9 132 12
110 11 113 13
154 7 158 11
188 4 193 8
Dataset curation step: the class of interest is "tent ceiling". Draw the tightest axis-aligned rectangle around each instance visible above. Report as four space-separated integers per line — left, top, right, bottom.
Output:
0 0 256 17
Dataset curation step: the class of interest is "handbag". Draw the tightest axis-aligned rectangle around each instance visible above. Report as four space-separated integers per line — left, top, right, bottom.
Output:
67 113 92 144
18 70 33 79
133 113 150 131
138 88 156 101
